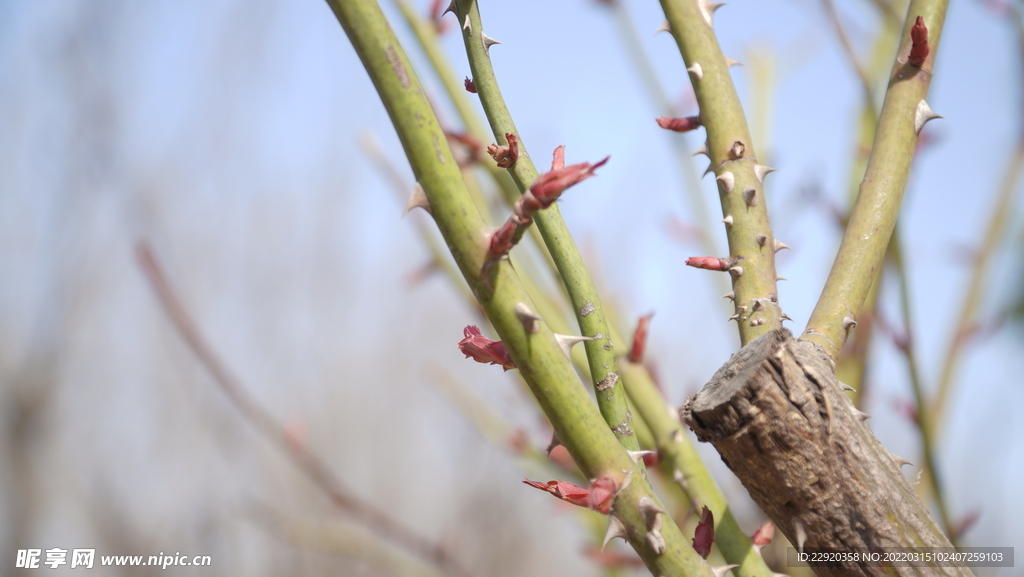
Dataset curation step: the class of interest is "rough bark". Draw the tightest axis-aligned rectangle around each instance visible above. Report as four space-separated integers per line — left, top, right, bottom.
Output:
682 329 973 576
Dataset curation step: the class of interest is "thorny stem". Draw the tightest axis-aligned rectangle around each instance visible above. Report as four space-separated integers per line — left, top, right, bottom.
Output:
889 229 954 538
659 0 782 345
454 0 639 452
136 244 471 577
804 0 949 361
620 361 774 577
327 1 712 573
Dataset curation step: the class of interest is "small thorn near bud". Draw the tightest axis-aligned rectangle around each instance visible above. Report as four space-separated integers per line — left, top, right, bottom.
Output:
750 317 765 326
908 16 929 67
843 316 858 331
403 183 432 216
554 333 598 358
687 62 704 80
725 56 743 67
627 450 656 464
655 19 671 35
515 302 542 334
742 186 758 207
730 266 744 278
716 171 735 193
481 32 501 54
754 164 776 183
751 520 775 552
728 313 740 322
697 0 725 27
692 143 709 158
721 215 734 226
656 116 703 133
628 313 654 364
914 99 942 135
602 516 628 550
729 140 746 159
692 505 715 559
722 291 735 301
756 233 768 247
773 239 791 252
712 565 739 577
464 77 477 93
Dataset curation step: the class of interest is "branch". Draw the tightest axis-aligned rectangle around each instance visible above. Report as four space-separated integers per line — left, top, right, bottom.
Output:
804 1 949 361
658 0 784 345
135 243 470 577
325 1 713 573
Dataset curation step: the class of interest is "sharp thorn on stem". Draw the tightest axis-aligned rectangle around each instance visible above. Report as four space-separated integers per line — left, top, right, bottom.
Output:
725 56 743 67
756 233 768 247
403 183 432 216
481 32 501 54
721 215 734 226
515 303 542 334
754 164 777 183
553 333 598 358
914 99 942 135
722 291 735 300
729 266 743 278
773 239 791 252
687 62 704 80
602 516 628 550
742 186 758 207
712 565 740 577
697 0 726 27
462 14 471 33
655 19 671 35
716 171 735 193
692 143 709 158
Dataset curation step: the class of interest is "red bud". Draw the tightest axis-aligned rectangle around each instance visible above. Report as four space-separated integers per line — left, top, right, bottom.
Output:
628 313 654 364
685 256 731 271
530 155 609 204
655 115 702 133
487 133 519 168
523 476 618 514
464 77 477 93
751 520 775 547
458 325 516 370
692 506 715 559
908 16 929 67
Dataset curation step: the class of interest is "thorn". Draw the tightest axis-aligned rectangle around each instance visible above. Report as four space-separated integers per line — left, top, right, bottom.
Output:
602 516 628 550
729 266 743 278
728 313 740 322
750 318 765 326
794 519 807 555
773 239 791 252
722 291 735 301
751 299 764 311
403 183 432 216
712 565 740 577
742 186 758 207
728 140 745 159
852 408 871 422
716 171 735 193
890 452 913 468
442 0 456 17
687 62 704 80
692 143 708 158
638 496 667 554
647 529 666 555
481 32 501 54
515 303 542 334
914 99 942 135
703 161 714 177
754 164 776 183
546 431 561 454
721 215 734 226
655 19 671 35
462 14 471 33
671 429 684 443
627 450 656 465
697 0 725 27
841 383 856 392
781 312 793 321
553 333 597 358
756 233 768 247
725 56 743 67
776 274 787 281
843 316 857 331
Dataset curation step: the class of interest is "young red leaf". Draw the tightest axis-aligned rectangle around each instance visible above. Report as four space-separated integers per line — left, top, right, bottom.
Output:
464 76 477 93
487 133 519 168
458 326 516 370
522 476 618 514
655 115 702 133
628 313 655 364
908 16 929 67
530 154 610 204
751 520 775 548
692 506 715 559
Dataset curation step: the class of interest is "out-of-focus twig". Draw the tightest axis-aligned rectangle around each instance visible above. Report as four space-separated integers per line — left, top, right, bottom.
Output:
136 242 471 577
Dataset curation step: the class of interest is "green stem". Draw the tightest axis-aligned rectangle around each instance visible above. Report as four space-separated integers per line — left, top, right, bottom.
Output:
455 0 639 452
804 0 949 361
328 1 710 573
658 0 782 344
620 362 774 577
